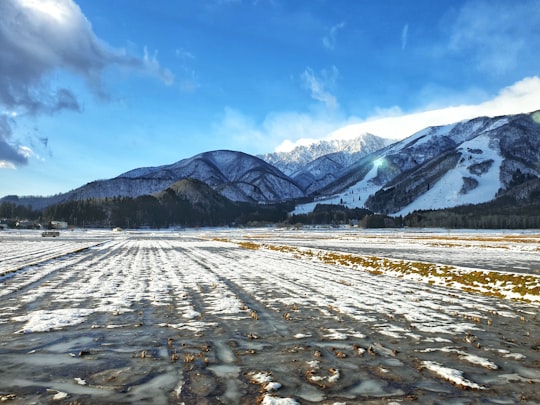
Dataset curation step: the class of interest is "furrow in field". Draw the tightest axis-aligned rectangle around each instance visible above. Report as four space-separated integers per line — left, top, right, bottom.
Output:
5 239 139 332
193 237 538 398
182 238 525 339
152 236 534 342
0 239 108 278
0 240 123 321
1 232 539 404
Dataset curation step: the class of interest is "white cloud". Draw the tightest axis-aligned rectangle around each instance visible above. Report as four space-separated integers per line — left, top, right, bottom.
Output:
143 47 174 86
278 76 540 150
17 145 34 159
0 161 16 169
0 0 174 167
214 107 265 148
322 21 345 51
213 72 540 154
175 48 195 60
213 108 342 154
174 48 199 93
264 112 340 152
301 66 339 110
216 77 540 155
179 73 200 93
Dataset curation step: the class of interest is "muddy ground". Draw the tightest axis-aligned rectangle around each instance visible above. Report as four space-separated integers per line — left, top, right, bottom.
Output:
0 229 539 404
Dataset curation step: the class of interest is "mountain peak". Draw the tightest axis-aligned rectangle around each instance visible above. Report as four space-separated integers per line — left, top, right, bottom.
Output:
3 112 539 221
259 133 393 176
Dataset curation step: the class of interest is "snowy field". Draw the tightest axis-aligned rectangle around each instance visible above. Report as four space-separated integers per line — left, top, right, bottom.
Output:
0 228 539 404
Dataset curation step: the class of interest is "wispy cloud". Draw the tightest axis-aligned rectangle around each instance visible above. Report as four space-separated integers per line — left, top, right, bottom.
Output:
401 24 408 50
449 0 540 76
322 21 345 50
213 107 266 150
214 107 343 154
0 0 174 168
301 66 339 110
212 76 540 155
143 47 174 86
175 48 196 60
330 76 540 140
174 48 200 93
178 71 200 93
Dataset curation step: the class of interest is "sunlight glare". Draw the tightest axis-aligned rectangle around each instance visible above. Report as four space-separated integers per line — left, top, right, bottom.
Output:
18 0 70 23
373 157 385 168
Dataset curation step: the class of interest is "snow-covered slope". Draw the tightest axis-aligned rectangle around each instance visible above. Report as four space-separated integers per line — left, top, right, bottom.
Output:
393 134 503 215
294 112 540 215
293 162 382 214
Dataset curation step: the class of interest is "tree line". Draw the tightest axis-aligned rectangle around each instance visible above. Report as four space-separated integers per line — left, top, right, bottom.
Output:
0 195 293 229
404 195 540 229
2 182 539 229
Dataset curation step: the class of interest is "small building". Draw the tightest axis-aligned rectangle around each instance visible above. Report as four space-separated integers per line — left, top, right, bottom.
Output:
16 220 35 229
50 221 68 229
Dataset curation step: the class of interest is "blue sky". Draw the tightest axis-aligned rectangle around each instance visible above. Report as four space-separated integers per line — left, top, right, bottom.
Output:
2 0 540 197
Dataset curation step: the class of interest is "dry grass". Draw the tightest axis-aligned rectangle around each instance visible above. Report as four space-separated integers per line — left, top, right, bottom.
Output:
238 241 261 250
234 239 540 303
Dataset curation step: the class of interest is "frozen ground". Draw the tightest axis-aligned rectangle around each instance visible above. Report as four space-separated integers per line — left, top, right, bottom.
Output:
0 228 539 404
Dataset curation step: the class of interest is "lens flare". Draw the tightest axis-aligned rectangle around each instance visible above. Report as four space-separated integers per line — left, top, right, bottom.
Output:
373 157 385 168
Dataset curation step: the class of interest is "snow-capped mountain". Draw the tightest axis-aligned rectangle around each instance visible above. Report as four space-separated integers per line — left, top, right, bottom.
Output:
121 150 304 203
3 112 539 218
295 111 540 215
75 150 305 204
259 133 392 176
3 151 304 209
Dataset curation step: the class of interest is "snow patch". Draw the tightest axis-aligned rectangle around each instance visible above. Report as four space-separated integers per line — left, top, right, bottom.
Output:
421 361 485 390
12 309 93 333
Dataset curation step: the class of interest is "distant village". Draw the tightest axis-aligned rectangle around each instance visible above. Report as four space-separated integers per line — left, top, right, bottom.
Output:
0 219 68 231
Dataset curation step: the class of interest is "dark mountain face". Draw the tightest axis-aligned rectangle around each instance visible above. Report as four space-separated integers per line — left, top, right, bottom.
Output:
133 150 305 203
4 150 305 209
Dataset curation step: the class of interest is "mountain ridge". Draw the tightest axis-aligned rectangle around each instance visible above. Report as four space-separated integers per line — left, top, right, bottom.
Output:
2 111 540 219
259 133 393 175
293 112 540 215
